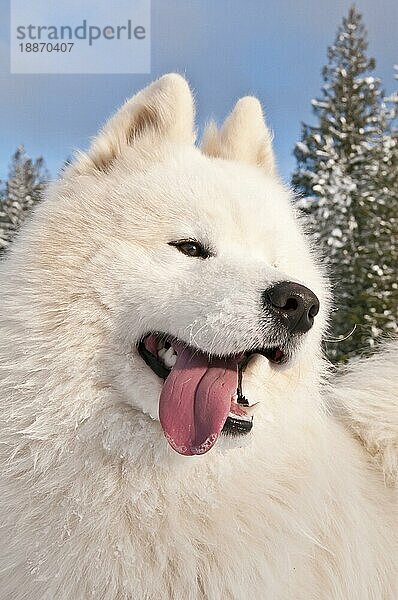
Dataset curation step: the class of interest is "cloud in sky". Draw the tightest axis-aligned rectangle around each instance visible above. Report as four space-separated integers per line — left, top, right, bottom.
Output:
0 0 397 182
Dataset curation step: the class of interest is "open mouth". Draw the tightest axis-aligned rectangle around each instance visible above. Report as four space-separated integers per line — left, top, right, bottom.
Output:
138 333 285 456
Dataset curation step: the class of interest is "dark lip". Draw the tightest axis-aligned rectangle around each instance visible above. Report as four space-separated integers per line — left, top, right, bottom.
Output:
223 415 253 435
137 333 287 382
138 339 170 380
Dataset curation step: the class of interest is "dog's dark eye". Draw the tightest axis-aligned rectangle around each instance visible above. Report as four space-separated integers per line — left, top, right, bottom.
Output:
169 239 211 259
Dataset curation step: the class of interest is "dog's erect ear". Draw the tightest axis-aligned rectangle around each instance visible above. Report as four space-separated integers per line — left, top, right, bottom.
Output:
73 73 195 173
202 97 276 176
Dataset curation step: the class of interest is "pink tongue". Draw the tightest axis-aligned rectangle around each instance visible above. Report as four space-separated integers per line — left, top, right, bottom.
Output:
159 342 239 456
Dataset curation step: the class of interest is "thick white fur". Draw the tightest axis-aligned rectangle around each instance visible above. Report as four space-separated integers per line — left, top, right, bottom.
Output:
331 340 398 487
0 74 396 599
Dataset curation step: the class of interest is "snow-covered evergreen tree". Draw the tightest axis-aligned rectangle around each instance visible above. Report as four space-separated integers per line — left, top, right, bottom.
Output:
0 146 48 255
293 6 397 361
365 66 398 343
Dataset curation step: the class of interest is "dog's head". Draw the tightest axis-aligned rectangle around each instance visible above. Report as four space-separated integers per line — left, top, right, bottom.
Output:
57 74 329 456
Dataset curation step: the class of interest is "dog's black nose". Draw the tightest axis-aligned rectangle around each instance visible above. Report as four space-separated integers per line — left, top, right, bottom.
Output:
263 281 320 334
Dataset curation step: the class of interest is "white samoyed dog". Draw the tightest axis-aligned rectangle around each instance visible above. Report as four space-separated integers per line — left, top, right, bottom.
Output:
0 74 397 600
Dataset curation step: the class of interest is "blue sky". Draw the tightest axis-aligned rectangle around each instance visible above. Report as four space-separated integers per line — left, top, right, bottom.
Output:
0 0 397 184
